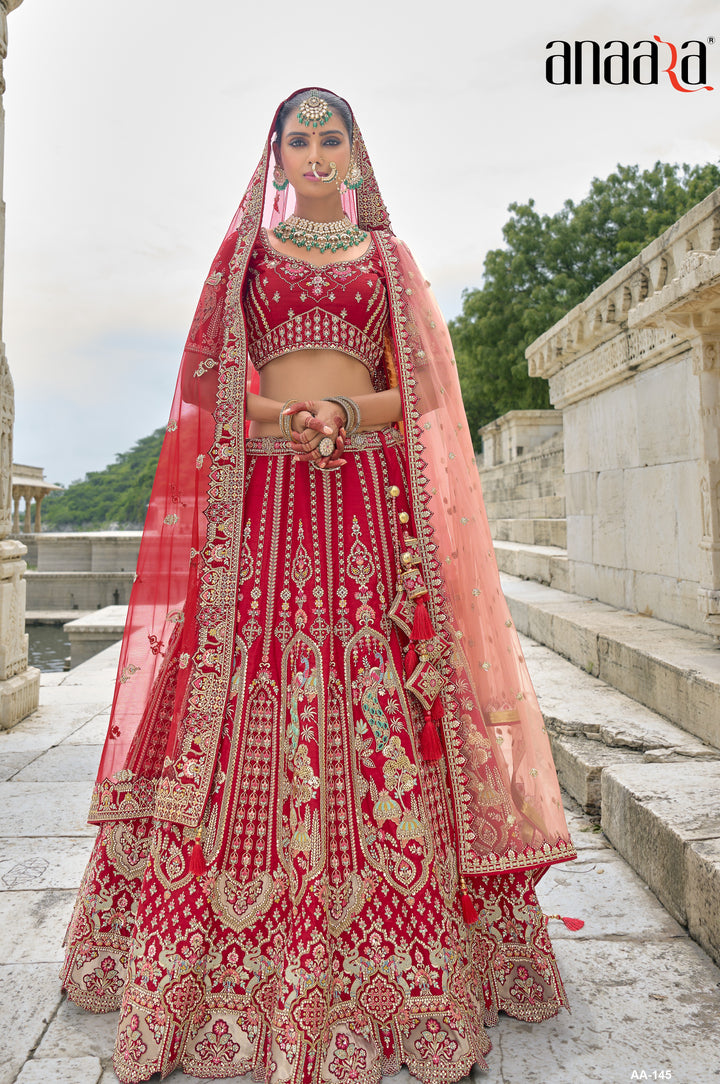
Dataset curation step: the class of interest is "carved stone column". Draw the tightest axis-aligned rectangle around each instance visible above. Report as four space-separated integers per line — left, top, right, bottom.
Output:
0 0 40 728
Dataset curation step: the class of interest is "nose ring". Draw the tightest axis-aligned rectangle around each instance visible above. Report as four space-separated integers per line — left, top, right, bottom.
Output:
311 161 339 183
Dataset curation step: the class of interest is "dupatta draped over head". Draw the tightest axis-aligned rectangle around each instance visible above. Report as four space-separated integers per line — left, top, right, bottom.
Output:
91 89 576 884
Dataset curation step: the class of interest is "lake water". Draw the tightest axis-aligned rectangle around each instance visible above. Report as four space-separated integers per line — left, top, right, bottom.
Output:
27 624 71 673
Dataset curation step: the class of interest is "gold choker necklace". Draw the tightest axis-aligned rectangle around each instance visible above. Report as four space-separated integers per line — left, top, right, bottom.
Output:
273 215 368 253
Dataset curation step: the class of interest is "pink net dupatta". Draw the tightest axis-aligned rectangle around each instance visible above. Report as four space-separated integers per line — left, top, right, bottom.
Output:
88 87 576 887
374 236 576 880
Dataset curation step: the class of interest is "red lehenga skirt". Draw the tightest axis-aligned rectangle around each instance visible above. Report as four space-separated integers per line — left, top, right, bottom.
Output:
61 427 571 1084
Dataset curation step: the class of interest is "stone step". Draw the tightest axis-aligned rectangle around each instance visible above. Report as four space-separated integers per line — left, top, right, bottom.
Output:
493 540 570 591
25 611 93 626
489 517 567 547
63 606 128 668
503 573 720 751
481 495 566 519
479 476 564 501
520 631 720 968
478 435 564 478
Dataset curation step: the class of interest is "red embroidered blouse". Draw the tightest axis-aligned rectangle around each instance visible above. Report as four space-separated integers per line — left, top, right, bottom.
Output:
243 230 390 389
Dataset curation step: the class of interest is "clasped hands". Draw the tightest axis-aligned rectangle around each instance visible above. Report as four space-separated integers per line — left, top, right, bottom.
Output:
281 399 348 470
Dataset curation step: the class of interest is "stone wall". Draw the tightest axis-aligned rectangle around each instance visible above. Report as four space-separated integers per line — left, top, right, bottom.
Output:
33 532 141 572
25 571 134 611
526 187 720 638
478 409 562 468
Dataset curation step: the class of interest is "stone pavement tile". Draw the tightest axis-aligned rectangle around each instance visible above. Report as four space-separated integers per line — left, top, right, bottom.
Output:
0 962 65 1084
59 673 116 693
41 673 68 688
63 712 111 746
31 683 111 707
0 836 94 891
60 659 119 690
0 781 95 836
0 749 42 781
0 701 109 752
481 937 720 1084
12 744 103 782
100 1070 236 1083
16 1056 103 1083
35 995 119 1060
0 889 76 963
561 807 614 852
535 849 686 941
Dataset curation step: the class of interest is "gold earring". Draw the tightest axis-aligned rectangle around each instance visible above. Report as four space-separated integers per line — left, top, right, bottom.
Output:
273 165 289 191
343 159 363 191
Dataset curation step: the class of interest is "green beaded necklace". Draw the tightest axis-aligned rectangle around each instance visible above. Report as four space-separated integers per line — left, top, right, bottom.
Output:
273 215 368 254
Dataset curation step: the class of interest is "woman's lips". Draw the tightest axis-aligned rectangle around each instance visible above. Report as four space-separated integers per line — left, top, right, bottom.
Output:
303 171 327 179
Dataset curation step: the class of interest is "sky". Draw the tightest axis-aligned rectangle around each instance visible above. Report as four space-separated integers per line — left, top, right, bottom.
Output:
3 0 719 486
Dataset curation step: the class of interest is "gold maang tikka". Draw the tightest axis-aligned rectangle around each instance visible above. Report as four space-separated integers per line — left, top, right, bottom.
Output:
296 92 333 128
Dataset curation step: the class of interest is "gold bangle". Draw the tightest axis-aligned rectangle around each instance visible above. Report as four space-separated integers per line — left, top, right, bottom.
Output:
323 395 361 437
279 398 301 441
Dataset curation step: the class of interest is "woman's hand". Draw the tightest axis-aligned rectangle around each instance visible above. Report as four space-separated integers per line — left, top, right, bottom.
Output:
281 399 348 470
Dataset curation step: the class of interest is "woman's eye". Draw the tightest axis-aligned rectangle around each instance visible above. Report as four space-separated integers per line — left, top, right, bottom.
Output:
323 139 341 147
289 139 306 148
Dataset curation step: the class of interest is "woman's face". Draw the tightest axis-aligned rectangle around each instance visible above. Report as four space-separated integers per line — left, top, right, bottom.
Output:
274 110 352 197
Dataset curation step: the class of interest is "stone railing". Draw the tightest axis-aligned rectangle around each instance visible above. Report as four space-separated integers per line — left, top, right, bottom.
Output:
527 187 720 408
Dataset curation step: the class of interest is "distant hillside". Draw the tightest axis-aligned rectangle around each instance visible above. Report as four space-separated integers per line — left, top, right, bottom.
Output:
41 429 165 531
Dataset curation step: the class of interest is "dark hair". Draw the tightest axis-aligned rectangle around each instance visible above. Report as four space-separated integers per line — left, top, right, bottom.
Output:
274 90 353 142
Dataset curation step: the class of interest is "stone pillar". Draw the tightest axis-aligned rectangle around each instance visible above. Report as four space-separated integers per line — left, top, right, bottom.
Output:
0 0 39 729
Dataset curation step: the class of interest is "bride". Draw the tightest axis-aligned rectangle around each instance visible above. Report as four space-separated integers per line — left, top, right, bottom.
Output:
61 88 580 1084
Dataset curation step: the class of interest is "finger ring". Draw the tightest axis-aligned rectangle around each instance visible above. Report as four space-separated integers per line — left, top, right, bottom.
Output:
319 436 335 457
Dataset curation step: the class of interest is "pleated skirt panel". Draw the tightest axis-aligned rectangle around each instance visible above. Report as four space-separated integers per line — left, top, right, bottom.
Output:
61 427 570 1084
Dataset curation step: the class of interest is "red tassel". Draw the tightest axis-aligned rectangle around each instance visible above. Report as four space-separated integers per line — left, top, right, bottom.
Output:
460 886 479 924
430 694 444 720
420 712 443 761
547 913 584 930
404 642 418 678
411 596 435 640
189 831 207 876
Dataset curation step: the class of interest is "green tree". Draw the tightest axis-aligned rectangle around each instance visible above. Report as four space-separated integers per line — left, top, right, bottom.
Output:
451 161 720 449
41 429 165 530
